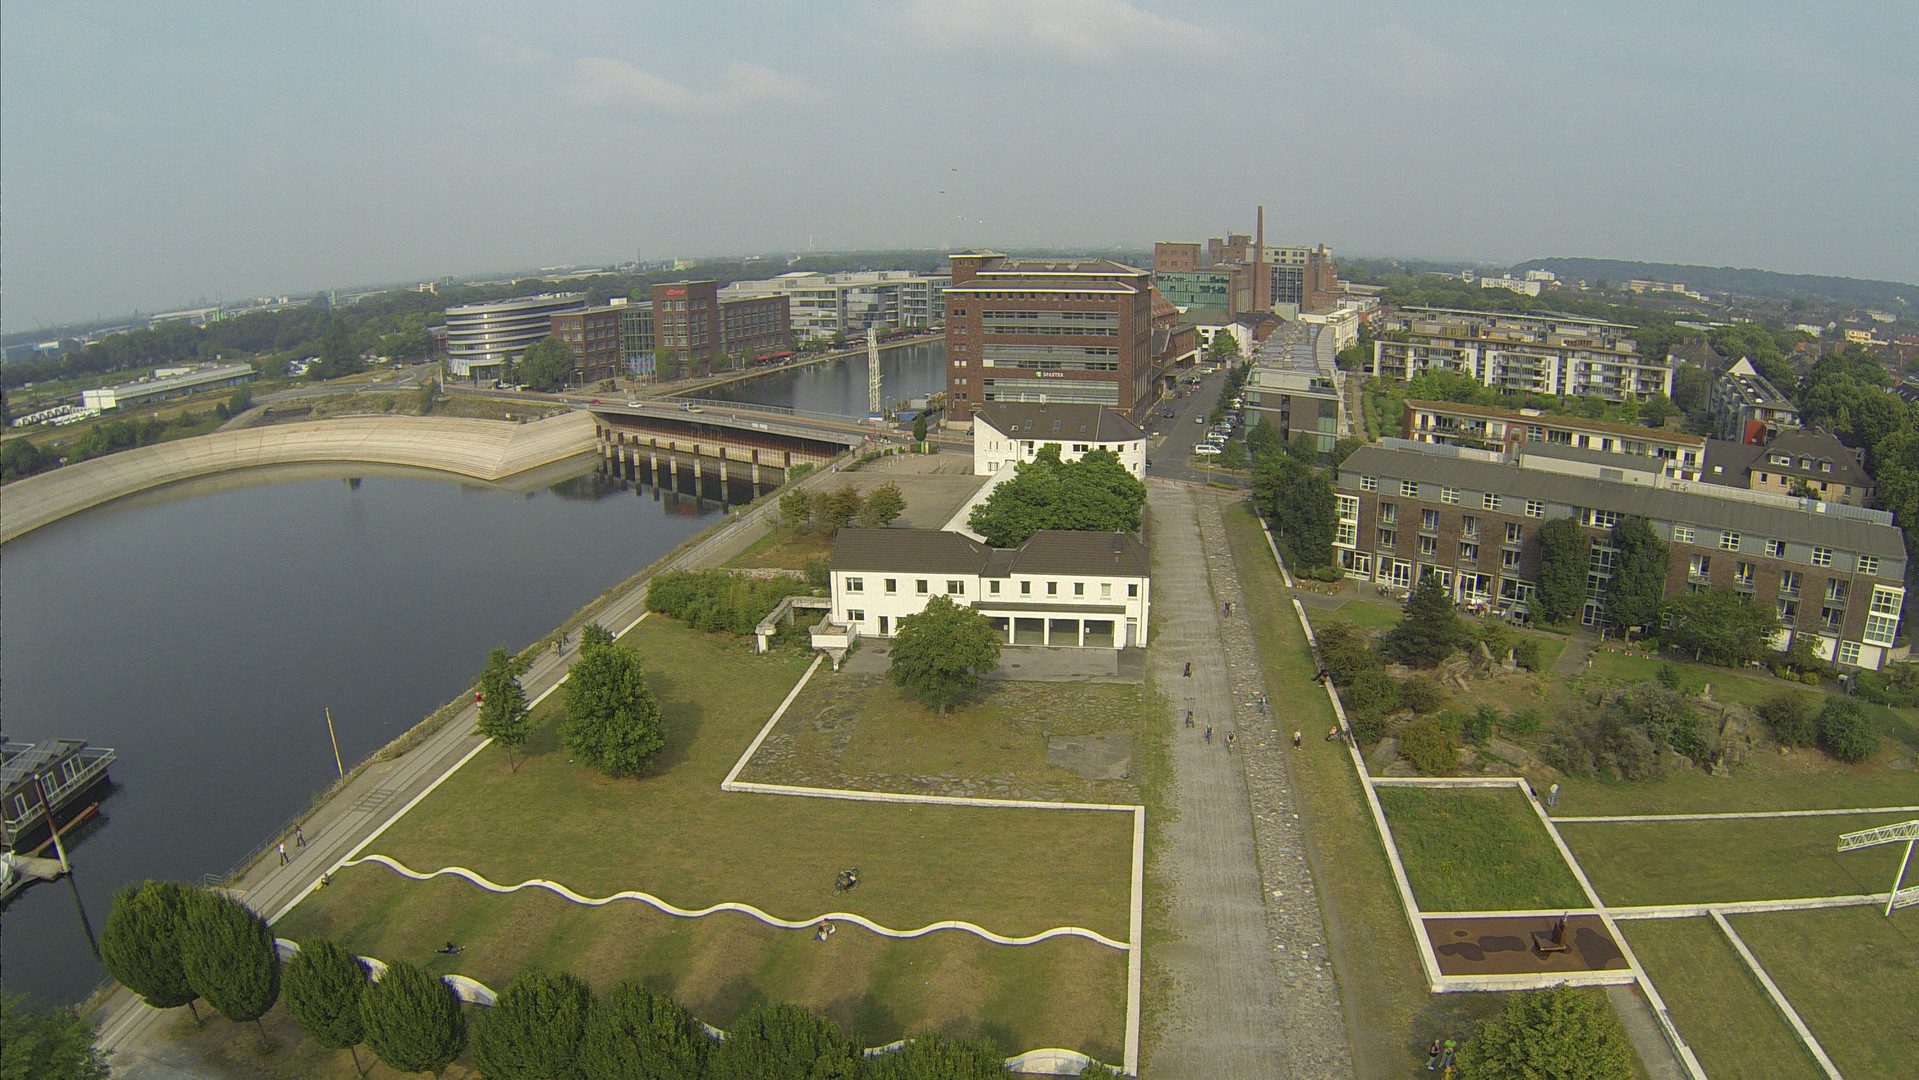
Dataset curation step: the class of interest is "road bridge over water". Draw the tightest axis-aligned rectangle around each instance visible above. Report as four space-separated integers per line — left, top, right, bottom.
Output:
587 398 897 503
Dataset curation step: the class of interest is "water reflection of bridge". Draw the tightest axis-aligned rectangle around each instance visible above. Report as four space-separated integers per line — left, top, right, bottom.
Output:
589 400 885 509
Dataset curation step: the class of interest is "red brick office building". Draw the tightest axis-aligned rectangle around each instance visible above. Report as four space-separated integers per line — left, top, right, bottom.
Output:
943 252 1157 424
550 305 625 385
648 280 790 376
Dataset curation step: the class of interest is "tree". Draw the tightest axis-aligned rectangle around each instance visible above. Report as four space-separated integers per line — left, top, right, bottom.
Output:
576 980 715 1080
779 488 814 529
471 969 595 1080
179 889 281 1047
864 1033 1011 1079
0 994 109 1080
100 880 204 1020
1533 517 1588 624
360 960 465 1077
1669 363 1711 417
284 939 370 1074
813 485 865 532
1397 717 1458 775
561 626 666 777
1660 587 1782 666
967 446 1144 547
1454 983 1635 1080
857 481 907 528
475 646 532 771
1758 692 1819 748
970 451 1064 547
912 411 929 447
1818 697 1879 763
1382 575 1462 668
228 383 252 414
517 335 576 392
1214 439 1249 471
1253 456 1336 569
887 595 1002 713
1206 332 1241 364
315 318 360 380
1606 516 1668 633
0 437 53 481
712 1003 860 1080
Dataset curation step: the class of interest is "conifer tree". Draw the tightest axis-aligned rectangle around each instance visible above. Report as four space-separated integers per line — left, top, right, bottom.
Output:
1382 574 1463 668
576 979 715 1080
561 628 666 777
284 939 370 1074
470 969 594 1080
179 889 280 1047
360 960 466 1077
864 1033 1011 1079
100 880 204 1021
712 1003 859 1080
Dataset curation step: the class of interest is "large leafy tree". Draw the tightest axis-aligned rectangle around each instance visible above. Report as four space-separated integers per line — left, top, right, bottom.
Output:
967 446 1144 547
0 994 109 1080
517 335 576 392
813 485 865 532
471 969 595 1080
1253 455 1336 569
179 890 281 1046
712 1003 860 1080
100 880 204 1020
475 646 532 772
1382 575 1462 668
1661 587 1783 666
887 595 1002 713
1455 984 1635 1080
313 317 361 380
1606 516 1669 633
1533 517 1588 624
864 1033 1010 1079
283 939 370 1074
561 625 666 777
576 979 715 1080
360 960 466 1077
857 481 907 528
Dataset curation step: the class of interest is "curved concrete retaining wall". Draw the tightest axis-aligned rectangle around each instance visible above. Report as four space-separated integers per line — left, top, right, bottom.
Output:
1 412 596 543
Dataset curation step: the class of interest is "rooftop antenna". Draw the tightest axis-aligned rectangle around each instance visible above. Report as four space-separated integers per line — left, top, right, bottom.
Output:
867 328 881 416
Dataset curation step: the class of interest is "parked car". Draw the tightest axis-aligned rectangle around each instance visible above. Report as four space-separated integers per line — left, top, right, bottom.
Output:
1193 444 1222 456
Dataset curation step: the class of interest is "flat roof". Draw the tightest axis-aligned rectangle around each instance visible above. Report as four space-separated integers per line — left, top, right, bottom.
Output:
1404 399 1705 446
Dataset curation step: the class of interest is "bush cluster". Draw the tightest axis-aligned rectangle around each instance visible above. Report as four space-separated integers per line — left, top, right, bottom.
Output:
1397 717 1459 775
645 569 816 635
1542 682 1708 779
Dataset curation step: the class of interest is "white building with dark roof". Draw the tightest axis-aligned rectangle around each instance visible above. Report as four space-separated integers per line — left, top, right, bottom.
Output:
970 401 1146 477
827 528 1151 648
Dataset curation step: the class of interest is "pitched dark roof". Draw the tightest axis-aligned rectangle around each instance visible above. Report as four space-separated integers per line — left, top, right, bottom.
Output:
1701 440 1766 487
973 401 1145 443
1003 531 1151 578
1751 429 1873 488
830 529 990 573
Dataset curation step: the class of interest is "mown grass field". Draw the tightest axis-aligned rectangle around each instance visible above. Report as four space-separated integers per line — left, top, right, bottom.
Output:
1620 917 1824 1080
1729 904 1919 1079
1558 811 1914 906
1375 786 1590 912
276 616 1135 1056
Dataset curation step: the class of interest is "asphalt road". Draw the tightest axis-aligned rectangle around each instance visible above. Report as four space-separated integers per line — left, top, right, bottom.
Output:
1145 367 1237 486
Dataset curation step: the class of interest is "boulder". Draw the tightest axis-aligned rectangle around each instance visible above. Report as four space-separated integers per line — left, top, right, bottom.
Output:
1486 737 1539 770
1369 737 1400 771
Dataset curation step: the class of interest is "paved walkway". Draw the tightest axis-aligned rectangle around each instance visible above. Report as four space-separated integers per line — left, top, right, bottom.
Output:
1141 482 1350 1078
97 459 853 1079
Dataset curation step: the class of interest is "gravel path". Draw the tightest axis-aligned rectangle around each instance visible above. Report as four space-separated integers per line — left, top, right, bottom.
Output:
1142 482 1352 1078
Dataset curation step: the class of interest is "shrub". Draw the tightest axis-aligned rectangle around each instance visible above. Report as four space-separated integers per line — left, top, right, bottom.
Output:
1456 984 1634 1080
1511 638 1542 672
1817 698 1879 763
1461 705 1498 745
1611 682 1706 759
1851 665 1919 708
1655 662 1684 690
1316 623 1382 684
1398 717 1458 775
1397 676 1447 715
1503 706 1543 737
1344 668 1400 723
1758 693 1819 748
646 569 813 635
1543 714 1664 780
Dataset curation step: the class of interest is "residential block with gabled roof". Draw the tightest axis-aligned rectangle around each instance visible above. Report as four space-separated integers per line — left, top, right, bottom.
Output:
1401 399 1705 479
827 528 1152 649
971 401 1146 477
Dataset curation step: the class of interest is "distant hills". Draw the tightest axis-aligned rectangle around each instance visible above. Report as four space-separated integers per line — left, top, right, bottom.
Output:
1511 258 1915 311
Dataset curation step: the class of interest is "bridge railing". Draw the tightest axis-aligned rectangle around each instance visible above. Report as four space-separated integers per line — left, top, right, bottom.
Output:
668 398 869 426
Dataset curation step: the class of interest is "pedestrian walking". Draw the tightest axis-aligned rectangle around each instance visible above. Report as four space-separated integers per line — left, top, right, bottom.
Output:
294 825 305 848
1184 661 1192 677
1440 1039 1456 1069
1293 730 1303 750
277 842 288 866
1185 710 1195 728
1226 731 1236 751
1204 726 1212 744
1426 1037 1443 1070
1547 783 1560 809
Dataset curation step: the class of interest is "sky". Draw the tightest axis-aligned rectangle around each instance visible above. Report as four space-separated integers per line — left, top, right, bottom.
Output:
5 0 1917 331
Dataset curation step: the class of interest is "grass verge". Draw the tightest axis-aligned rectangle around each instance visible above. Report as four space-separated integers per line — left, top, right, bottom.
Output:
1558 812 1914 906
1375 787 1589 911
1619 917 1824 1080
1729 904 1919 1078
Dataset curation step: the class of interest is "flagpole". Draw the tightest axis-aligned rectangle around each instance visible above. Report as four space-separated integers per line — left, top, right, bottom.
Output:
325 708 345 780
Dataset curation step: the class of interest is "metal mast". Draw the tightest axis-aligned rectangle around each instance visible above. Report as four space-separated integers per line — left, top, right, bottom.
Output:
867 328 882 416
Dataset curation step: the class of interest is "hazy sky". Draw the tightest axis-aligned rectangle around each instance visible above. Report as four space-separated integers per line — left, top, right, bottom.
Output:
5 1 1916 330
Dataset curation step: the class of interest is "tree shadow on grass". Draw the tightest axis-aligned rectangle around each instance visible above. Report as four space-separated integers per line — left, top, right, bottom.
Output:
826 990 900 1050
637 670 702 777
697 974 769 1029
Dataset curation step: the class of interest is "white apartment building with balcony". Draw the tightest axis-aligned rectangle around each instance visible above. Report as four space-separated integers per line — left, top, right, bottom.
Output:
1372 307 1674 401
717 271 949 343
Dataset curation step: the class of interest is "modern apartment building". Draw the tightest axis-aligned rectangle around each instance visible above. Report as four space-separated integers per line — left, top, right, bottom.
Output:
443 293 586 380
1372 307 1674 401
717 270 947 343
943 252 1157 423
648 281 790 375
549 305 624 385
1333 439 1907 669
1707 357 1800 442
1400 399 1706 479
1244 322 1348 455
617 300 656 379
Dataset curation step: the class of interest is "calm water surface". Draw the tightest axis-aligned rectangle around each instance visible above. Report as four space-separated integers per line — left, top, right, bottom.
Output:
1 458 738 1003
704 339 945 415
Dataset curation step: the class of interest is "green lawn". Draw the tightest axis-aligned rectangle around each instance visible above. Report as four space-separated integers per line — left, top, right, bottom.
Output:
1375 786 1589 912
1730 905 1919 1078
725 522 836 570
1224 506 1510 1076
1322 599 1402 630
1620 917 1824 1080
1547 759 1919 818
737 669 1161 805
1559 812 1914 907
277 617 1135 1055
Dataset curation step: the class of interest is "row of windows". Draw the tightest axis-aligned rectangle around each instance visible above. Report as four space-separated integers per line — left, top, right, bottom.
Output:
843 576 1138 599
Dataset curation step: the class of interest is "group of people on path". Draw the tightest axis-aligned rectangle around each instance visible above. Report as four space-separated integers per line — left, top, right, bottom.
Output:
1426 1036 1457 1072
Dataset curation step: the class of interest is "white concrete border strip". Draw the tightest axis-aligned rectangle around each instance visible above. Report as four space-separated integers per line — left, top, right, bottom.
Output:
339 854 1130 949
1708 910 1846 1079
1557 806 1919 823
1610 894 1892 919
